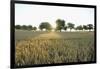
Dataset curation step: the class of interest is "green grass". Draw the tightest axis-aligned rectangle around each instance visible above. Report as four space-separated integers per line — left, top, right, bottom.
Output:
15 30 95 66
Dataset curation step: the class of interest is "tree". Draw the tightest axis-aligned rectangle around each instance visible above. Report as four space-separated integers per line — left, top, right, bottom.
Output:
67 23 75 31
87 24 93 31
15 25 21 29
76 25 83 31
39 22 52 31
83 25 88 31
27 25 33 30
39 24 43 31
46 23 52 31
56 19 65 32
63 26 67 31
21 25 27 30
33 27 37 31
55 26 63 32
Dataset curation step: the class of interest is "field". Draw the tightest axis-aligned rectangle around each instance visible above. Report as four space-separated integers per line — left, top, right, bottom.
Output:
15 30 95 66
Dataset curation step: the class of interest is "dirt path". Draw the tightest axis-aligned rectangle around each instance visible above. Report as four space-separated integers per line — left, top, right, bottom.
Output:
34 32 61 39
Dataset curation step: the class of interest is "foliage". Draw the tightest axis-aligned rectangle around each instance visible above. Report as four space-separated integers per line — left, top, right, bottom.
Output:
27 25 33 30
83 25 88 31
63 26 68 31
15 21 94 32
39 22 52 31
67 23 75 31
33 27 37 31
15 25 21 29
76 25 83 31
56 19 65 32
87 24 93 31
21 25 28 30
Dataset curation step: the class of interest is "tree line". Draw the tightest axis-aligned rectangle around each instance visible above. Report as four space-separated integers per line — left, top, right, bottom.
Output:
15 19 94 32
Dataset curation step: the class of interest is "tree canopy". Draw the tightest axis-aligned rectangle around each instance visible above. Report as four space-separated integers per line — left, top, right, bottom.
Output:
83 25 88 31
67 23 75 31
15 19 94 32
56 19 65 32
87 24 93 31
63 26 68 31
39 22 52 31
27 25 33 30
33 27 37 31
76 25 83 31
15 25 21 29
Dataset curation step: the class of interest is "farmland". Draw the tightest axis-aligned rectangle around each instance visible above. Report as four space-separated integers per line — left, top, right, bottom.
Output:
15 30 95 66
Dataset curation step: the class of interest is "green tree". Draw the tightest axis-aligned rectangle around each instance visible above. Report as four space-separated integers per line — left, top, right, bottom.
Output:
27 25 33 30
21 25 27 30
87 24 93 31
15 25 21 29
67 23 75 31
56 19 65 32
76 25 83 31
83 25 88 31
33 27 37 31
39 22 52 31
63 26 68 31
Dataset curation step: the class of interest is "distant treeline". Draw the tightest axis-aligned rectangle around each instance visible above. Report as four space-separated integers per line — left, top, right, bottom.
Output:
15 19 94 32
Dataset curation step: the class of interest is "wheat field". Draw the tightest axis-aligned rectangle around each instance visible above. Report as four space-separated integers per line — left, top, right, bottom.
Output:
15 31 95 66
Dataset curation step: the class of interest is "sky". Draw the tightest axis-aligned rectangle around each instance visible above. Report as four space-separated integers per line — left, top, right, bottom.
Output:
15 3 94 29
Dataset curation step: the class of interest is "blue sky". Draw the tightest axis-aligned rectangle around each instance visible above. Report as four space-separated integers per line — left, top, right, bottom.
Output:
15 3 94 28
